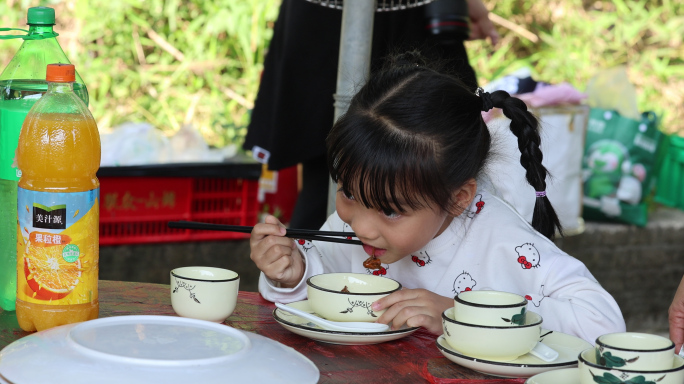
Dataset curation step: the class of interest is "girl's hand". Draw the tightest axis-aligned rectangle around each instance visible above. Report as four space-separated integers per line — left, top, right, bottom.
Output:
467 0 500 46
249 215 305 288
372 288 453 334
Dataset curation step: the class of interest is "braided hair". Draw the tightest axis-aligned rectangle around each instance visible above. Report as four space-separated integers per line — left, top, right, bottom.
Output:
327 50 562 239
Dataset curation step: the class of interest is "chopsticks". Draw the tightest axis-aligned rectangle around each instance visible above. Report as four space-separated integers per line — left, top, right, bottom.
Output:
167 221 362 245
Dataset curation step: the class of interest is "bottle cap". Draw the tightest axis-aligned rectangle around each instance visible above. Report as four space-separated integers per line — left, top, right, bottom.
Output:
27 7 56 26
46 64 75 83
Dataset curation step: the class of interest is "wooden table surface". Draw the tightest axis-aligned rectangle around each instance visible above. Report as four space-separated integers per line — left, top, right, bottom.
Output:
0 281 525 384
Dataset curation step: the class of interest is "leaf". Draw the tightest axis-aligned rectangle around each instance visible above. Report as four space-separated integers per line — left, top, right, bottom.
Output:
601 351 627 368
601 372 627 384
511 307 527 325
625 376 647 384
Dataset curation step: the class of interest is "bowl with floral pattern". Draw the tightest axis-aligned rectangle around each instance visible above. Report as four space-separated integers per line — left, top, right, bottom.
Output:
442 307 542 362
306 273 401 322
579 347 684 384
595 332 675 371
454 290 529 327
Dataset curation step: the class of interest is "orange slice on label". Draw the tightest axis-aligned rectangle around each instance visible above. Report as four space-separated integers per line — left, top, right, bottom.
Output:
24 243 81 301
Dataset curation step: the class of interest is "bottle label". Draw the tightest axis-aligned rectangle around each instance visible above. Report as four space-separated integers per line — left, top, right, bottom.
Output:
17 187 99 305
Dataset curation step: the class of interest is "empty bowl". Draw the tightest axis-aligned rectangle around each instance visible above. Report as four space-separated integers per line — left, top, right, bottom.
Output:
170 266 239 323
454 290 528 327
442 307 542 362
595 332 675 371
579 347 684 384
306 273 401 322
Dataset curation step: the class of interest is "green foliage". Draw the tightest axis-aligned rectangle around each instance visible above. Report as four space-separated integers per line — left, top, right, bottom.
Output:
0 0 279 147
469 0 684 134
1 0 681 147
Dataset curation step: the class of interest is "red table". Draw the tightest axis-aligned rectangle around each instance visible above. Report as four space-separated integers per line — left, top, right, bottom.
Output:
0 281 524 384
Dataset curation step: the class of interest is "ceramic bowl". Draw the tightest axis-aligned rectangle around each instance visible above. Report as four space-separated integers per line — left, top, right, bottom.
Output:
170 266 239 323
595 332 675 371
441 307 542 362
306 273 401 322
579 347 684 384
454 290 528 327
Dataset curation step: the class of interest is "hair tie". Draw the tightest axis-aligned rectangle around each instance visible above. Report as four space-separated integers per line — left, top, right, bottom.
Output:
476 87 494 112
535 191 546 197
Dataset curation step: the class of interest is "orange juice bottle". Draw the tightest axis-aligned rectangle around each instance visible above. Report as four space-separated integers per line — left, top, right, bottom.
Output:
15 64 100 332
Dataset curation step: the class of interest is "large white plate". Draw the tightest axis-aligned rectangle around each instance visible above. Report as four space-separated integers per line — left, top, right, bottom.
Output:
273 299 419 345
436 329 591 378
0 315 319 384
525 368 578 384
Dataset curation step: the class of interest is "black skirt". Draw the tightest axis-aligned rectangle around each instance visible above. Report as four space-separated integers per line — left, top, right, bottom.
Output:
243 0 477 170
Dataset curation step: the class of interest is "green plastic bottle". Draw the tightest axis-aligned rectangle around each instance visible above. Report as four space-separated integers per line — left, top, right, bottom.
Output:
0 7 88 311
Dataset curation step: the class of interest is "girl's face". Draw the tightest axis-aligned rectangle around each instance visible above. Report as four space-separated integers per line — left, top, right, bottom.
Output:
335 182 454 264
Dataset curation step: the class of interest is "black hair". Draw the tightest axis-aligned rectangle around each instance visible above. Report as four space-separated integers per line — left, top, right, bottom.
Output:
326 50 562 239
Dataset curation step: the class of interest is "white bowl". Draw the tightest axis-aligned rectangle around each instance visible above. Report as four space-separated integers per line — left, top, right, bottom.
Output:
170 266 239 323
442 307 542 362
454 290 528 327
306 273 401 322
595 332 675 371
579 347 684 384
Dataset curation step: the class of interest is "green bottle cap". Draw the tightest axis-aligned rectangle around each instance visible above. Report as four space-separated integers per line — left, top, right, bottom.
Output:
27 7 56 26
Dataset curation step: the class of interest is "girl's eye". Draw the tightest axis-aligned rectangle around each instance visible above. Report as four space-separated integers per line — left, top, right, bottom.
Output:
381 208 401 219
339 188 355 201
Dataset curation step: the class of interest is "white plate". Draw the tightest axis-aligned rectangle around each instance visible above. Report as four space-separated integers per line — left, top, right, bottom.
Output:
436 329 591 378
0 315 319 384
273 299 419 345
525 368 578 384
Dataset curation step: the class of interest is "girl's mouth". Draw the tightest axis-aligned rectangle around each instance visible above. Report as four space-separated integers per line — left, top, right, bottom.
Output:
362 244 387 258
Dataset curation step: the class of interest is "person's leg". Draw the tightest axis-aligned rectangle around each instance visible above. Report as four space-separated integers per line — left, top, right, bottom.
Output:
289 155 330 230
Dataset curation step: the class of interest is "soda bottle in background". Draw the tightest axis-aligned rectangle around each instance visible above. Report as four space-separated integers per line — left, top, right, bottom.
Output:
0 6 89 311
16 64 100 332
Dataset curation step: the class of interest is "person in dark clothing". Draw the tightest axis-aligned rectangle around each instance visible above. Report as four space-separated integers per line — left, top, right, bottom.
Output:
243 0 498 229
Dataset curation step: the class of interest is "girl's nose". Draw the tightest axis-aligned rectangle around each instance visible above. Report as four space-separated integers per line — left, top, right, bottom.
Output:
349 208 379 242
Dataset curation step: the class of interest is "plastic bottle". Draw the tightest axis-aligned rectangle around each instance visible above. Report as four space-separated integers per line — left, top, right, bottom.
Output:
15 64 99 332
0 6 88 311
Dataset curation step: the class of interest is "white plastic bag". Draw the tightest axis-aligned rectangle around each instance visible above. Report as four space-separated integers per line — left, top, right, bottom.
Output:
100 123 172 166
168 124 237 162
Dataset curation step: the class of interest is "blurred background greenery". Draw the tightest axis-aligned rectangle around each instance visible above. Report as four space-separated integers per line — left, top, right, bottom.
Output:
0 0 681 150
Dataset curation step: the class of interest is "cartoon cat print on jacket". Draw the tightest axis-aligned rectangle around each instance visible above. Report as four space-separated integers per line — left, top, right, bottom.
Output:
525 285 547 307
411 251 432 267
452 271 477 295
466 194 485 218
515 243 541 269
296 238 315 253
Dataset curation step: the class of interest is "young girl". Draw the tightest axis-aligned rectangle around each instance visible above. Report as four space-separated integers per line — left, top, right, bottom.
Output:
250 51 625 343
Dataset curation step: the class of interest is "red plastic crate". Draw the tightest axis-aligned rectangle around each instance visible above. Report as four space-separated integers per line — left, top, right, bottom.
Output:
99 177 258 245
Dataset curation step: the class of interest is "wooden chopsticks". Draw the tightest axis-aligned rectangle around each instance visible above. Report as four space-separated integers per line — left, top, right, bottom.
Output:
167 221 362 245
